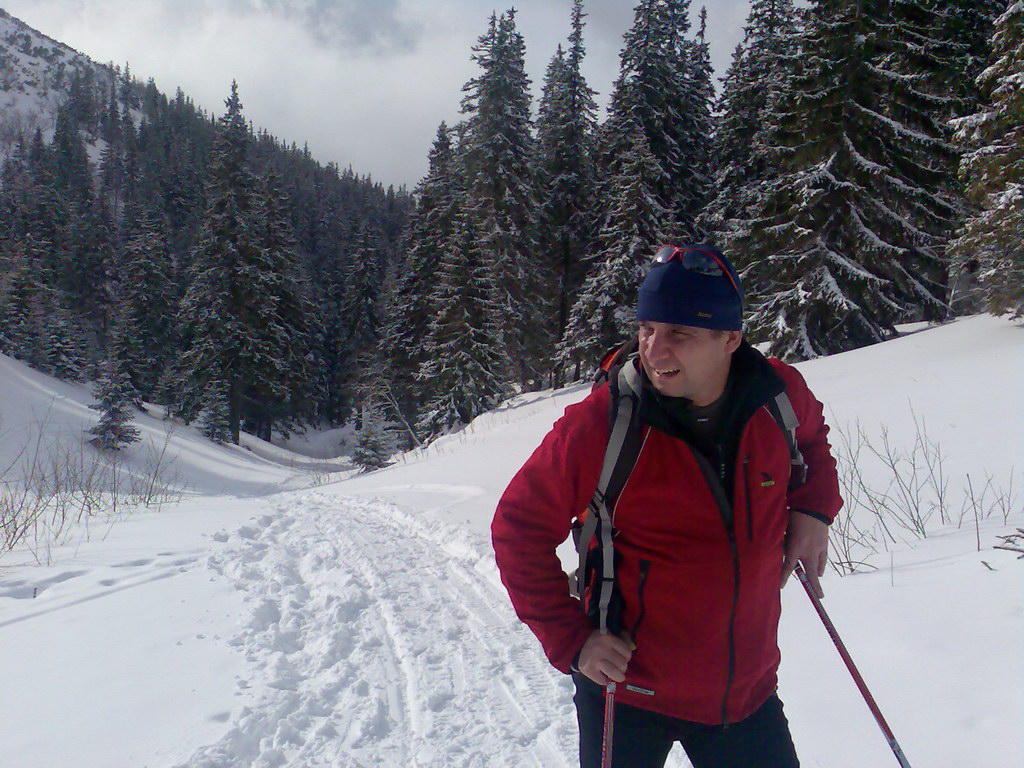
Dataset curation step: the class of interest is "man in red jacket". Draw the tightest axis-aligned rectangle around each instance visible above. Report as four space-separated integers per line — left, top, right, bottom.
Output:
492 244 842 767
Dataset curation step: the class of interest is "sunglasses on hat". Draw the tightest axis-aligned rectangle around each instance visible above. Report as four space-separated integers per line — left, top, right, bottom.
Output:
652 245 741 296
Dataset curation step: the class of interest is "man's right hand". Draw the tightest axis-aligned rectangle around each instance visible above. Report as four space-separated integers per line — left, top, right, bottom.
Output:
578 629 635 685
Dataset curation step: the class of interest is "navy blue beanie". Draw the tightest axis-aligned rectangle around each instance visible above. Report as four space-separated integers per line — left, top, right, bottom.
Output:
636 244 744 331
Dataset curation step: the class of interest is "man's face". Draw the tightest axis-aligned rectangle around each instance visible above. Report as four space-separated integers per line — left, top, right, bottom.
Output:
637 321 742 403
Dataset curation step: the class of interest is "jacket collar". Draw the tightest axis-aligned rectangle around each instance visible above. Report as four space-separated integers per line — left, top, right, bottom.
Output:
637 339 785 445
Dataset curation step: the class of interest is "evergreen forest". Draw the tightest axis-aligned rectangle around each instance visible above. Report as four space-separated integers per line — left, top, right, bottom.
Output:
0 47 411 447
1 0 1021 458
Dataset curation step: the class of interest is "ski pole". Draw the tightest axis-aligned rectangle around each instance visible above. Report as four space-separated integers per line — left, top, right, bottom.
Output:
601 681 616 768
794 563 912 768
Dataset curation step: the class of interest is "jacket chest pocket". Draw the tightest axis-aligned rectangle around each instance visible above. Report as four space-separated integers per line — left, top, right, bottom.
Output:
741 454 789 545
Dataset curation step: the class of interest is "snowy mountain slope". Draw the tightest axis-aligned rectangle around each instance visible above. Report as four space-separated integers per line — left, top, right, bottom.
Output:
0 8 119 152
0 351 328 497
0 315 1022 767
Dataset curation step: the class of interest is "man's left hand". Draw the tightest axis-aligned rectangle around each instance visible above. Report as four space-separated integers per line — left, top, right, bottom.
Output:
781 511 829 598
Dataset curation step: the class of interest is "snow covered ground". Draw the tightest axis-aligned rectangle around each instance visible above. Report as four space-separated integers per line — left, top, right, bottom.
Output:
1 314 1022 767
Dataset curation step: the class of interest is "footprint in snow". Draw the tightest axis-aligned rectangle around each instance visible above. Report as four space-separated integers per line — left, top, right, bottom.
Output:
1 570 89 599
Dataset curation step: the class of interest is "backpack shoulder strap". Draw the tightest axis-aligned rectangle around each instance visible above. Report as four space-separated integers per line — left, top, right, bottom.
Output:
574 358 644 633
766 390 807 489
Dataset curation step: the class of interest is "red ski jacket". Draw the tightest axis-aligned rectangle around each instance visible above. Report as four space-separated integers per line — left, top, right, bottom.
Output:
492 353 842 725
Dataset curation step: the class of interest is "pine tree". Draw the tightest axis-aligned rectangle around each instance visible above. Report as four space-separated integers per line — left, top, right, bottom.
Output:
459 10 541 385
0 233 86 380
939 0 1006 117
101 77 122 148
331 222 386 426
244 171 319 439
559 121 668 374
50 107 92 201
0 139 48 242
351 397 396 472
175 82 256 441
112 205 175 399
66 69 99 134
89 361 141 450
318 275 349 427
25 136 73 278
677 7 715 230
532 0 600 376
416 215 513 438
600 0 705 239
43 302 87 382
119 99 142 209
176 84 317 443
700 0 799 236
47 106 113 327
383 122 461 429
104 288 146 402
351 333 420 450
0 236 50 370
723 0 964 360
199 376 233 444
68 197 116 327
948 1 1024 317
99 80 125 216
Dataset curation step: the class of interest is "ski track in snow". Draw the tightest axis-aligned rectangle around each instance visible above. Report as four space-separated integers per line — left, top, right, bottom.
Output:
184 491 577 768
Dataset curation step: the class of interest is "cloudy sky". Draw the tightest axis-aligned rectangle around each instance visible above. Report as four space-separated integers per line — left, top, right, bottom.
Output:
5 0 753 189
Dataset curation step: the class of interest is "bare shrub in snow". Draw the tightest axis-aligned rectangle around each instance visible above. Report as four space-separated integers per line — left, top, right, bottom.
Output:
1 415 182 561
829 413 1020 573
994 528 1024 559
829 422 881 574
123 427 182 507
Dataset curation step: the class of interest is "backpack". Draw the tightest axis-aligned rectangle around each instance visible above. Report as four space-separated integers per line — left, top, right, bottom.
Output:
569 342 807 636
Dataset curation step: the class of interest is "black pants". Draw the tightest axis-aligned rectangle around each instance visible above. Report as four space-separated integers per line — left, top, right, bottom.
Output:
573 674 800 768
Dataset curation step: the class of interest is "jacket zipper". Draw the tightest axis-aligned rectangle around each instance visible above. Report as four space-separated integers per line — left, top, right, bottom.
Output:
717 455 740 727
629 559 651 642
688 408 775 724
723 533 740 726
624 559 655 697
744 456 753 543
689 448 742 727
